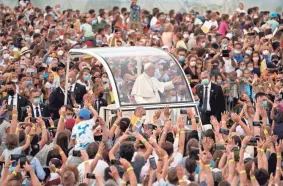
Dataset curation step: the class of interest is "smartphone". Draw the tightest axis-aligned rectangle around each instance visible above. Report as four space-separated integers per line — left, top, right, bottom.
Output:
259 32 265 38
252 121 262 127
30 117 37 123
72 150 81 157
6 105 13 111
219 128 229 135
148 124 157 130
11 154 27 168
234 149 240 162
222 50 230 57
86 173 96 179
127 136 136 141
215 143 225 150
180 109 187 114
110 159 120 165
231 146 240 151
249 137 260 144
149 157 157 169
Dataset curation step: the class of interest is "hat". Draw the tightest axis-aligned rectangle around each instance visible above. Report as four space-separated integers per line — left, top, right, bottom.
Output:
270 12 278 18
144 63 153 70
78 108 91 120
65 118 75 130
45 5 53 11
20 47 32 56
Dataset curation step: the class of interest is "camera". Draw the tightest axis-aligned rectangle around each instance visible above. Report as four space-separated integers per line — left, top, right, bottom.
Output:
86 173 96 179
127 136 136 141
219 128 229 135
148 124 157 130
149 157 157 169
110 159 120 165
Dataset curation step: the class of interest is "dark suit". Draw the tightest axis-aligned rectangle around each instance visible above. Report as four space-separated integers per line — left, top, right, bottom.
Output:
196 83 225 124
30 104 50 118
70 83 87 105
49 87 73 120
1 94 29 121
93 97 107 114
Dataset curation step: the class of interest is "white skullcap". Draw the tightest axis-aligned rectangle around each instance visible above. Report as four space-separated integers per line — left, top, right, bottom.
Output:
144 63 152 70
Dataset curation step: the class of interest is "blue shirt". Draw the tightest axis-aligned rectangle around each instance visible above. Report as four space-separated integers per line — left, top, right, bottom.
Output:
130 4 141 21
233 55 244 63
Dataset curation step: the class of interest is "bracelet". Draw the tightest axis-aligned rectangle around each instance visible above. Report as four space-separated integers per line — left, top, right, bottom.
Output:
163 155 168 159
16 127 21 131
41 126 46 129
121 180 127 185
180 131 185 134
55 168 59 173
12 171 17 176
228 159 234 163
113 123 118 128
204 164 210 168
191 118 196 121
264 129 268 135
59 151 64 155
27 135 31 139
176 133 180 137
239 170 246 174
84 160 89 164
60 115 65 119
250 176 256 180
96 153 101 158
126 167 133 173
12 114 18 117
141 138 147 143
277 155 282 159
220 139 225 143
178 179 185 183
241 145 247 149
257 148 264 152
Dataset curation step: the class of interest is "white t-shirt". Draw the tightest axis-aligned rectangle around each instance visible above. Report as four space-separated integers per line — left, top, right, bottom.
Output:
209 20 219 30
150 17 158 28
223 58 235 73
2 146 22 161
71 118 95 150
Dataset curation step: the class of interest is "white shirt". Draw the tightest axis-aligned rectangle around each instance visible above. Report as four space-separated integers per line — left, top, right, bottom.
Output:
69 83 76 92
8 93 17 107
150 16 158 28
236 8 246 14
203 82 211 111
32 104 42 117
223 57 235 73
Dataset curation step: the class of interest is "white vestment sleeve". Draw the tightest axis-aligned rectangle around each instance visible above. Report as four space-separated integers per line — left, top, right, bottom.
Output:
135 95 148 103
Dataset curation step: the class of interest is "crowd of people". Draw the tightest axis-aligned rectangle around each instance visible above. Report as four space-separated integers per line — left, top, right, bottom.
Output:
0 0 282 185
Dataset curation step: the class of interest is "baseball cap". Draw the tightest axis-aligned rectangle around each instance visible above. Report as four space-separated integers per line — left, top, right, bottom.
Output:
270 12 278 18
65 118 75 130
78 108 91 120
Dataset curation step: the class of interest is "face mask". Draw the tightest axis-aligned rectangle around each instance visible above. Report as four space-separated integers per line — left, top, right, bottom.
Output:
201 78 209 85
201 42 206 48
84 74 90 81
234 50 241 54
34 97 41 104
42 73 49 79
11 79 18 83
262 101 268 107
96 40 102 44
7 89 15 96
262 50 270 56
92 19 98 25
217 80 222 84
221 44 228 49
211 37 217 43
57 50 64 56
65 115 73 120
82 45 88 49
183 34 189 39
56 8 61 12
190 61 196 66
26 80 32 86
25 53 31 58
178 56 185 62
240 67 246 70
252 57 259 62
143 18 149 24
244 59 250 63
245 50 252 55
3 53 10 59
102 78 108 82
248 67 253 71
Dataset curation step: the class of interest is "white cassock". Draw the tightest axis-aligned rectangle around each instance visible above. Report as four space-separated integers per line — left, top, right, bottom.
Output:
131 72 175 122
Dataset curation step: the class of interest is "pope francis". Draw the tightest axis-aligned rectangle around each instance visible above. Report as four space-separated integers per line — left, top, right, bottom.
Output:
131 63 180 104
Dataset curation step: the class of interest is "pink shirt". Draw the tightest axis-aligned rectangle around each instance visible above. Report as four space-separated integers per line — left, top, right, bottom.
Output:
218 21 228 36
